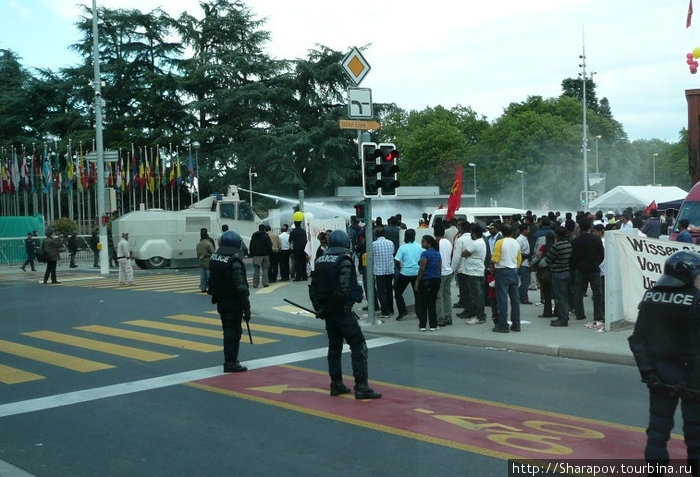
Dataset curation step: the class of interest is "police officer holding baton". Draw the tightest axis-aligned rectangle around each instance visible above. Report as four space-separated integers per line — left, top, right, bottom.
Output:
208 230 251 373
629 250 700 474
309 230 382 399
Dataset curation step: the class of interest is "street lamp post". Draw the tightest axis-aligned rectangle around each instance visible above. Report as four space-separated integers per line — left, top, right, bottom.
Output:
595 135 602 173
653 153 658 185
248 166 257 209
468 162 477 206
579 41 595 210
516 170 524 209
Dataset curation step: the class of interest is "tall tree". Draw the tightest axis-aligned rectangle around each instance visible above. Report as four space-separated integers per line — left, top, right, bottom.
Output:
0 49 33 145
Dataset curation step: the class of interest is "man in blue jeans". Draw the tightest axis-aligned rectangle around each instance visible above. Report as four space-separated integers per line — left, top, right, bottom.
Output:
491 224 522 333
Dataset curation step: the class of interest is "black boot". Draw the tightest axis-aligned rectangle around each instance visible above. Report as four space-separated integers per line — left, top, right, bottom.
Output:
330 381 351 396
354 383 382 400
223 361 247 373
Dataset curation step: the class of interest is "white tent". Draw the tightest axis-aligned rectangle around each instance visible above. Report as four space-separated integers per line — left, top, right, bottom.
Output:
588 185 687 212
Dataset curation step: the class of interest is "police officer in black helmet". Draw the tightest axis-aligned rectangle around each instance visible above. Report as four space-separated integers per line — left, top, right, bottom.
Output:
309 229 382 399
208 230 251 373
629 250 700 474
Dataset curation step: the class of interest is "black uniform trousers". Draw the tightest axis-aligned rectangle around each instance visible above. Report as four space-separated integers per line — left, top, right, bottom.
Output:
217 298 243 364
325 308 368 384
646 389 700 475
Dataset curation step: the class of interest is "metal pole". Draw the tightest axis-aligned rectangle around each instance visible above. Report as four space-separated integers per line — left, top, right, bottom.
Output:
248 166 254 209
581 42 589 211
468 162 476 207
92 0 108 275
365 197 375 325
653 153 658 185
516 170 524 209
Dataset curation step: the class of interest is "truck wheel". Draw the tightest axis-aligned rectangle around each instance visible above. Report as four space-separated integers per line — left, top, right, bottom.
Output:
146 256 168 269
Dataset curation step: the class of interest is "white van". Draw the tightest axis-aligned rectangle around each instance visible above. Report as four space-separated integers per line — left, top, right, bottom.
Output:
428 207 526 229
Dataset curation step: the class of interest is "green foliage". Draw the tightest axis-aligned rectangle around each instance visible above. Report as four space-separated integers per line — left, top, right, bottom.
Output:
50 217 78 236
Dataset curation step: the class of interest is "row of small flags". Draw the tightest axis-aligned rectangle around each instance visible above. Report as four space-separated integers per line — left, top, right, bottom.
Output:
0 148 196 196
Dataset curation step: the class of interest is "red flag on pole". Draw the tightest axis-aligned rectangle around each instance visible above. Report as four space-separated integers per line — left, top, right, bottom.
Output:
688 0 693 28
643 200 658 215
445 165 463 221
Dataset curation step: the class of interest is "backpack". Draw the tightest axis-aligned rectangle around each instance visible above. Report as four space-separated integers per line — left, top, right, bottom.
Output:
35 247 47 263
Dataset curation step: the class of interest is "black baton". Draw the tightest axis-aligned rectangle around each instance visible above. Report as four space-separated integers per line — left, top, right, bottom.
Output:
246 319 253 344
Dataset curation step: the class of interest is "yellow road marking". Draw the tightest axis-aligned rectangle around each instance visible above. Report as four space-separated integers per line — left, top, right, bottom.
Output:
166 314 321 337
255 282 290 294
124 320 278 344
23 331 176 362
0 339 113 372
76 325 221 352
0 364 45 384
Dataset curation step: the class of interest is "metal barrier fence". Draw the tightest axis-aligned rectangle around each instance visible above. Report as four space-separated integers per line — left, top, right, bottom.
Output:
0 235 97 267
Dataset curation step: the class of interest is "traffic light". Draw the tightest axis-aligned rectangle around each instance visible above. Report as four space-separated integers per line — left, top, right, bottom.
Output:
361 142 381 197
377 143 400 196
354 202 365 218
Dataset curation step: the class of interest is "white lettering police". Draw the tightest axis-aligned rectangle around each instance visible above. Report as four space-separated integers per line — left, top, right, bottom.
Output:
210 253 230 263
317 254 340 264
643 291 695 306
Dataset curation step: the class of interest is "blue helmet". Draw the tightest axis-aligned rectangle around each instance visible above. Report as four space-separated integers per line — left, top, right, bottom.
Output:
220 230 242 250
329 230 350 249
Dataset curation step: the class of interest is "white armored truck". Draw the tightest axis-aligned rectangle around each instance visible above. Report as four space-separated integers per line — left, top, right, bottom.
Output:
112 186 261 269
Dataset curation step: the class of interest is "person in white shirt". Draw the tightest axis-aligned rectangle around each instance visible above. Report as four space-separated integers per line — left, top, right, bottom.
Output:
117 232 133 286
456 224 488 324
516 224 532 304
492 224 522 333
619 213 634 230
278 224 291 280
434 223 454 326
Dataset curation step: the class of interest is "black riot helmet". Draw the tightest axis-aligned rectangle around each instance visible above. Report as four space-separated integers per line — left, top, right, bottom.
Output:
328 230 350 249
219 230 242 254
657 250 700 288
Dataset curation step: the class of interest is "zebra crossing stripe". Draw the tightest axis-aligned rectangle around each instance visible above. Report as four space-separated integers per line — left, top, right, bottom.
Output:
0 339 113 372
124 320 278 344
75 325 221 352
23 331 176 362
0 364 44 384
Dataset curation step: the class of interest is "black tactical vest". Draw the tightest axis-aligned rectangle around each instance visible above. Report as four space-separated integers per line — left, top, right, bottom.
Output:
208 252 246 299
637 286 700 360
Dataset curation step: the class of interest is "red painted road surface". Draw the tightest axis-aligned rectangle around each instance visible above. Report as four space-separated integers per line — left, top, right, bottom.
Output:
191 365 686 460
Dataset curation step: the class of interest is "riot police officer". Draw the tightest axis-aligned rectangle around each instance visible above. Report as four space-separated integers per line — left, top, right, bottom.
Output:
208 230 251 373
629 250 700 474
309 230 382 399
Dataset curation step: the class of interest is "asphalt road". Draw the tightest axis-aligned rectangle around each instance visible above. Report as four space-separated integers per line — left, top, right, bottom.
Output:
0 269 685 477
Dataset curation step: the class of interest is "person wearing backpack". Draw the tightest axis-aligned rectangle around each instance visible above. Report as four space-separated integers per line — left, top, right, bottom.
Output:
309 229 382 400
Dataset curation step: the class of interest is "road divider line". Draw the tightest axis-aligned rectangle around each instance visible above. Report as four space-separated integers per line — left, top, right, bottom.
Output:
0 337 404 418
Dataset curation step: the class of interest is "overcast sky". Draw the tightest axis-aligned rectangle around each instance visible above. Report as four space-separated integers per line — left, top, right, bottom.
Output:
1 0 698 142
